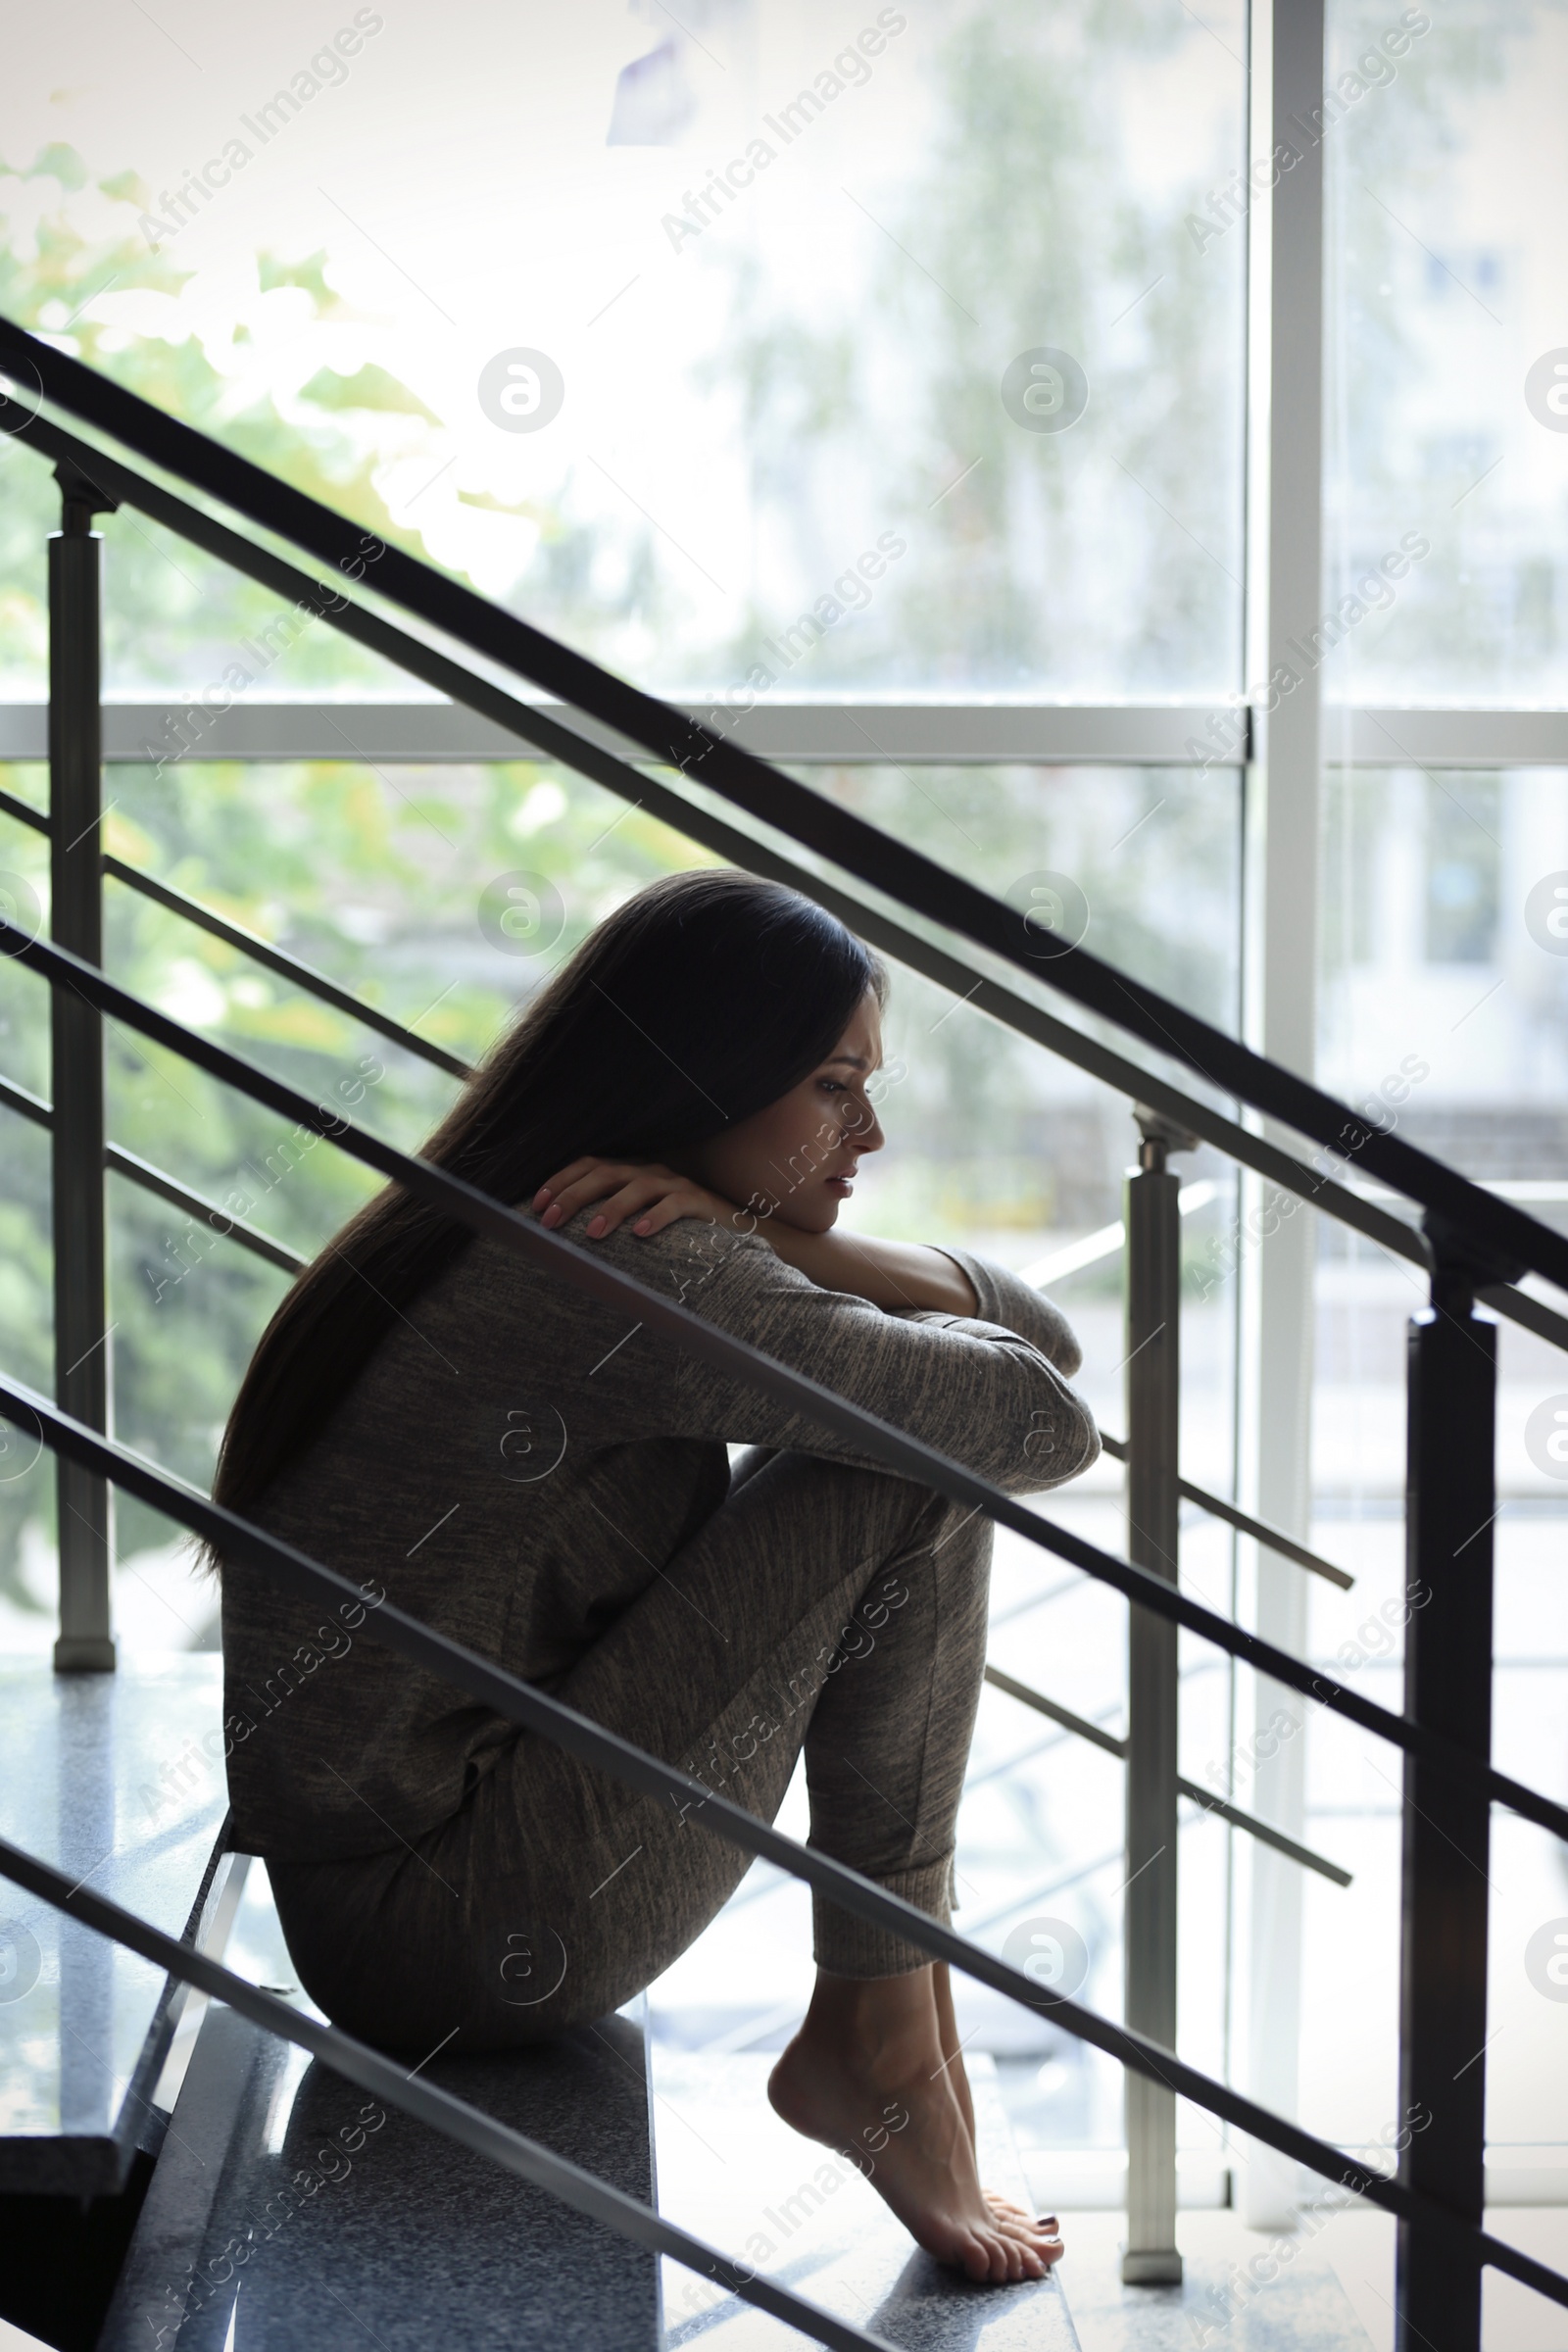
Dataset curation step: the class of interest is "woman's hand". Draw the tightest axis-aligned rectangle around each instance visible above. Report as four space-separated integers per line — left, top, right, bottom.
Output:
532 1157 748 1243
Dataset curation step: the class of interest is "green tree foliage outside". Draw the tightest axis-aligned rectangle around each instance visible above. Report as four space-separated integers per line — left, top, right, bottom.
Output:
0 149 716 1605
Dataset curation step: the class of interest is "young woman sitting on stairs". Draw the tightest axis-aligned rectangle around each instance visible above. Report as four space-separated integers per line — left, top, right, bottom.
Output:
212 868 1099 2284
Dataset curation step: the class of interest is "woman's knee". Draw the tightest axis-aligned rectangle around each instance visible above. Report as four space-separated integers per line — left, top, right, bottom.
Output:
743 1446 990 1562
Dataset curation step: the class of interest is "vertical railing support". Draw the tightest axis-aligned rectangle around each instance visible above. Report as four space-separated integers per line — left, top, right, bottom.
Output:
1122 1106 1195 2282
50 461 119 1674
1239 0 1329 2233
1396 1219 1513 2351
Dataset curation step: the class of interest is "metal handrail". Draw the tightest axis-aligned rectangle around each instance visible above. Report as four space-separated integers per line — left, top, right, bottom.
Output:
0 778 468 1076
1 320 1565 1299
1095 1432 1353 1591
0 1067 305 1276
106 1138 305 1276
981 1666 1352 1885
104 858 470 1079
4 920 1565 1846
2 392 1563 1364
0 1400 1561 2316
0 781 45 834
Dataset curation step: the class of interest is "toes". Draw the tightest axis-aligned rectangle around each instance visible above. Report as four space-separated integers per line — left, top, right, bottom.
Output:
993 2211 1049 2245
958 2232 997 2283
949 2217 1063 2285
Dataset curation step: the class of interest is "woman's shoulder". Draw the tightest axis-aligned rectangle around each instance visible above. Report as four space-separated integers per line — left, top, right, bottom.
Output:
453 1201 779 1319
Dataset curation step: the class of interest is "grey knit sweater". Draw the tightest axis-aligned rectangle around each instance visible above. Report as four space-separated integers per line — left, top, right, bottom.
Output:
220 1208 1099 1859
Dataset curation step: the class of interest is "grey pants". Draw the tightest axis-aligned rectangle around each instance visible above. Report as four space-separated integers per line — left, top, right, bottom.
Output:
269 1449 993 2053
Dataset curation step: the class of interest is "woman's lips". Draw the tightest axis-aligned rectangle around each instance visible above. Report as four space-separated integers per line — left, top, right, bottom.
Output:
825 1175 854 1196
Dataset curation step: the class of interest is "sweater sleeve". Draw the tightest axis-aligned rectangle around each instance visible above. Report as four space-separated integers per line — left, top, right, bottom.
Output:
572 1214 1100 1496
927 1246 1086 1377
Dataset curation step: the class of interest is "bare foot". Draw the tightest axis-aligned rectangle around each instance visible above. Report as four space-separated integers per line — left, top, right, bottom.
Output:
768 1967 1064 2284
931 1962 1063 2239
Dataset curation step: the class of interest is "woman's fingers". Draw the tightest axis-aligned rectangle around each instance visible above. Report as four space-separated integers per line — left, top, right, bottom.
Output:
534 1161 648 1228
535 1157 602 1199
530 1157 719 1241
538 1176 625 1227
566 1171 681 1242
627 1191 704 1238
581 1178 668 1238
546 1175 649 1231
532 1158 602 1214
535 1157 677 1207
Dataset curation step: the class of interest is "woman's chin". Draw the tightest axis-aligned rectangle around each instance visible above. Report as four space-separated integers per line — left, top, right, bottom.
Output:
770 1194 843 1235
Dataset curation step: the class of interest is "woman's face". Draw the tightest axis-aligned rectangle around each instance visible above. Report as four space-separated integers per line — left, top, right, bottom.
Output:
681 988 887 1233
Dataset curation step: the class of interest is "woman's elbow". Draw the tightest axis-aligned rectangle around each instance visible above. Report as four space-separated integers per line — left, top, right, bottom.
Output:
1007 1395 1100 1493
1034 1298 1084 1381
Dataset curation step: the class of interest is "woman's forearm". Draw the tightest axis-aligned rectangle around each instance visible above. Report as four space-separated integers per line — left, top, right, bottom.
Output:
756 1222 979 1316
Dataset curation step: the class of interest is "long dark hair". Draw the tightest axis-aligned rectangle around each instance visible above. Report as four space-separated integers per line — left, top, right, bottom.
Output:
208 868 885 1555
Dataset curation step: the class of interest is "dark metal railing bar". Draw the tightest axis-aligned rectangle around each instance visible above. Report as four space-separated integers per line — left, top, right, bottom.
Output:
0 1405 1561 2310
0 1068 49 1129
3 397 1564 1362
0 1834 898 2352
1176 1480 1353 1592
1474 1280 1568 1352
985 1664 1129 1758
0 1066 305 1276
989 1676 1352 1886
104 1142 306 1276
48 456 116 1670
2 328 1564 1298
103 857 471 1081
0 780 48 835
1097 1432 1354 1591
4 924 1566 1838
1175 1783 1350 1886
5 729 469 1081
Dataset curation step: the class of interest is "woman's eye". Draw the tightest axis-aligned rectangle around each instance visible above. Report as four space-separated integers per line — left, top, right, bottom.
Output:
818 1079 845 1095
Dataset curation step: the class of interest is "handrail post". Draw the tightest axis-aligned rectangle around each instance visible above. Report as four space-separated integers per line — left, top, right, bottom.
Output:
1396 1219 1511 2350
50 462 119 1673
1122 1106 1195 2282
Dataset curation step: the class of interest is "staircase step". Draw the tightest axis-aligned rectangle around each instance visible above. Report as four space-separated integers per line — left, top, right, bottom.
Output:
0 1654 233 2195
100 1861 660 2350
1043 2208 1377 2350
651 2047 1081 2349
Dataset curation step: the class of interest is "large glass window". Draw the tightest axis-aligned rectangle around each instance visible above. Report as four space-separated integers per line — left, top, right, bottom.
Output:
3 0 1247 697
1 0 1565 2290
1325 0 1568 702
